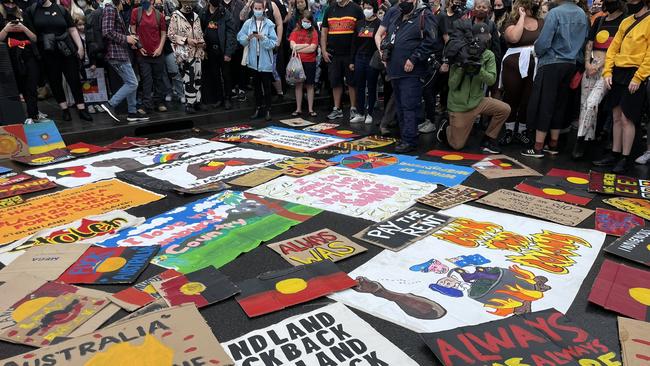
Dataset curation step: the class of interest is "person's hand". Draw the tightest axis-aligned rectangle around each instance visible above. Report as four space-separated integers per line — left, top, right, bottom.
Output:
518 6 526 18
629 80 640 94
440 63 449 73
224 55 231 61
90 64 97 71
604 76 612 90
404 59 414 72
139 48 148 56
349 64 354 71
187 38 197 47
322 50 332 63
77 47 85 60
585 62 597 77
126 35 138 45
152 47 163 57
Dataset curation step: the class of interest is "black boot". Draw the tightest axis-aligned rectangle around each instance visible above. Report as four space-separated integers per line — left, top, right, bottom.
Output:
264 109 271 121
224 99 232 110
572 137 585 159
250 107 263 119
593 152 618 166
78 109 93 121
62 108 72 121
612 157 632 174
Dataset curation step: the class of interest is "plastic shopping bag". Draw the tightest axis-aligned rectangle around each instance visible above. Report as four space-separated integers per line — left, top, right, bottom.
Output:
286 49 306 85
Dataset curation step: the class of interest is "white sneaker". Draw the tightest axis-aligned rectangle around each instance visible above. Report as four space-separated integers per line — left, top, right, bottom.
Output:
24 118 35 124
364 114 373 124
165 94 172 102
87 105 96 114
350 113 365 123
180 97 186 104
635 150 650 164
37 111 48 120
418 120 436 133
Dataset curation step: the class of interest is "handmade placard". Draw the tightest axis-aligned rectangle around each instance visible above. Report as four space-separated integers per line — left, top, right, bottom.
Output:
227 168 283 187
0 124 29 159
416 185 487 210
355 208 452 251
604 197 650 220
211 133 255 143
589 259 650 321
589 171 650 198
539 168 591 190
425 150 487 163
0 179 163 247
130 138 178 147
0 304 235 366
278 117 314 127
0 273 48 326
0 172 32 186
244 126 349 152
111 298 169 326
331 205 605 333
331 152 474 187
0 243 92 280
223 302 418 366
27 138 231 187
595 208 644 237
0 166 10 175
214 124 254 134
0 177 56 199
0 195 23 208
0 293 108 347
619 316 650 365
605 226 650 266
471 154 542 179
477 189 594 226
302 122 339 132
515 178 594 206
347 135 397 149
266 156 338 177
58 245 159 284
81 67 109 103
175 181 231 194
12 148 75 166
109 269 181 311
23 120 66 155
268 229 366 265
100 190 321 273
105 136 149 149
235 261 357 317
66 142 110 157
248 166 436 222
153 266 239 308
319 128 360 138
423 308 621 365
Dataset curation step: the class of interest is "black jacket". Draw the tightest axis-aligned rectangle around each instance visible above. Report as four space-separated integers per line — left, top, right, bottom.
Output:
199 6 237 57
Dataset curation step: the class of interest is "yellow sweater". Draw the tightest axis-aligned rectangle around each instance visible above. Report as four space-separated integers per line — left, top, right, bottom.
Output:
603 12 650 84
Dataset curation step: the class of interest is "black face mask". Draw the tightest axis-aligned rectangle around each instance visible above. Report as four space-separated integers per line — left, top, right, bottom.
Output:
209 0 218 6
627 0 644 12
531 4 540 12
154 3 162 10
602 1 619 12
399 0 414 13
493 7 506 17
452 3 465 14
4 5 17 13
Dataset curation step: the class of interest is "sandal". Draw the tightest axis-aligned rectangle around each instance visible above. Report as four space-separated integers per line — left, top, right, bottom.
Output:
291 111 302 117
309 111 317 117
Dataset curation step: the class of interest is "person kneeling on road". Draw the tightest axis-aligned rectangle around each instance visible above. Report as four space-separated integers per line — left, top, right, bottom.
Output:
437 23 509 153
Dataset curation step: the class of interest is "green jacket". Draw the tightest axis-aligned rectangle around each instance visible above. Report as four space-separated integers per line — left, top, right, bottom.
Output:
447 50 497 113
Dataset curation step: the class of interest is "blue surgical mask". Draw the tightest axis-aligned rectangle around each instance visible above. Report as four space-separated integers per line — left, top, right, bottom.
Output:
301 20 311 29
141 0 150 9
253 9 264 17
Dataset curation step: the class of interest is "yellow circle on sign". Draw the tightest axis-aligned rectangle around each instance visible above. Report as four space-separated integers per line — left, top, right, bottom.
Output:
596 30 609 44
442 154 464 161
542 188 566 196
499 163 512 167
95 257 127 272
70 148 90 154
567 176 589 185
629 287 650 306
12 297 55 322
338 130 354 135
275 278 307 294
180 282 206 296
32 156 54 164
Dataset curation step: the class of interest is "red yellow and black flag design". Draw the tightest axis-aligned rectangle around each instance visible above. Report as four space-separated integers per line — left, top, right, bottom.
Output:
588 260 650 321
236 261 357 317
515 179 594 206
425 150 488 165
155 266 239 308
539 168 591 191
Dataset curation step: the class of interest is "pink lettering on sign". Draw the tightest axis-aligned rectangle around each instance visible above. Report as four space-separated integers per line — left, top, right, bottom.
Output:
293 174 399 207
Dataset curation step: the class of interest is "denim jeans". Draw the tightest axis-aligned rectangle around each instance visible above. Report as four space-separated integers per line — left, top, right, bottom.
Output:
392 76 423 146
354 54 379 116
138 56 166 109
108 60 138 114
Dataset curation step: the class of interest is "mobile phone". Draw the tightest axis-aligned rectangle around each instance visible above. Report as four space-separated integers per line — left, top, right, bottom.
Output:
252 31 258 34
9 20 20 25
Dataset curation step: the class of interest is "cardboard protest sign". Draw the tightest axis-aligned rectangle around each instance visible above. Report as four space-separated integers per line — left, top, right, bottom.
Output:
66 142 110 157
0 195 23 208
595 208 644 236
249 166 436 222
477 189 594 226
214 124 254 134
0 179 163 246
236 261 356 317
244 126 350 152
104 136 149 149
211 133 256 143
426 150 488 162
58 245 159 284
302 122 339 132
23 120 66 155
1 293 108 347
112 298 168 326
268 229 366 265
130 138 178 147
540 168 591 189
319 128 360 138
81 67 109 103
0 172 32 186
278 118 315 127
12 148 75 166
0 177 56 199
589 171 650 198
424 308 621 366
0 166 10 174
619 316 650 365
266 156 338 177
0 124 29 159
5 210 145 253
223 302 418 366
331 205 605 333
109 269 181 311
417 185 487 210
100 190 321 273
153 266 239 308
0 273 48 322
118 146 290 190
346 135 397 149
355 208 452 251
0 244 92 280
605 227 650 266
589 260 650 321
604 197 650 220
175 181 230 194
515 178 595 206
227 168 282 187
472 154 542 179
0 304 235 366
27 138 231 187
331 152 474 187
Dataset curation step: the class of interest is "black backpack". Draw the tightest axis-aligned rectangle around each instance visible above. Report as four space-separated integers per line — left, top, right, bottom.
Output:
85 7 105 59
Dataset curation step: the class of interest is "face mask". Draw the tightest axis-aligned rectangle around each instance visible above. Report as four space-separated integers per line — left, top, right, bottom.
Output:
627 0 644 12
301 20 311 28
399 0 414 13
141 0 150 8
336 0 345 5
209 0 217 6
77 0 87 6
181 4 192 11
493 7 505 17
531 4 540 12
4 4 17 13
452 3 465 14
154 3 162 9
253 8 264 17
473 9 487 17
602 1 619 12
363 8 373 17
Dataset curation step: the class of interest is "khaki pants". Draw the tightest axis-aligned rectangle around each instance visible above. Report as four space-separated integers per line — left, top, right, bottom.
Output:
446 97 511 150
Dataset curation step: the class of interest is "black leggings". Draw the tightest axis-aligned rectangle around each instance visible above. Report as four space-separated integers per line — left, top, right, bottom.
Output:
41 49 85 106
252 70 273 110
526 62 575 133
502 53 534 126
10 49 39 119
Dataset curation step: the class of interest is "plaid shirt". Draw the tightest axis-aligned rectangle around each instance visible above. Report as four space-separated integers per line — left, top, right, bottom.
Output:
102 4 130 61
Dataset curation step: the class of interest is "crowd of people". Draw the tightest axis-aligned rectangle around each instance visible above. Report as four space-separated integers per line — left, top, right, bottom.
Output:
0 0 649 170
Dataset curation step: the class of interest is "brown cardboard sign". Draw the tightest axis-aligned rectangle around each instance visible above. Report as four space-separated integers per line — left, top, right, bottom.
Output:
0 273 48 317
0 243 92 280
416 185 487 209
472 154 542 179
228 168 282 187
279 118 315 127
268 229 366 266
618 316 650 364
477 189 594 226
0 304 235 366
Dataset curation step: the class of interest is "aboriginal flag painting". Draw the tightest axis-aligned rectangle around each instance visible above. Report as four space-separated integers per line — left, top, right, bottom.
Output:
588 260 650 321
540 168 591 190
236 261 357 317
425 150 488 163
340 153 399 169
515 179 594 206
154 266 239 308
66 142 110 157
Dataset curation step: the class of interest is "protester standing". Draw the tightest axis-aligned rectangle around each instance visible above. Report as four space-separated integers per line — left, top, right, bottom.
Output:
288 10 318 116
349 0 380 124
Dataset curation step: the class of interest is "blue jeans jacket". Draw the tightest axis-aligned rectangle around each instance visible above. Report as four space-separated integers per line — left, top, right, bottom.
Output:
534 2 589 68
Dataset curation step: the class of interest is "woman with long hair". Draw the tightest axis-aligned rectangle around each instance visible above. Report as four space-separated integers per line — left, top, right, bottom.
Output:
288 9 318 116
499 0 541 146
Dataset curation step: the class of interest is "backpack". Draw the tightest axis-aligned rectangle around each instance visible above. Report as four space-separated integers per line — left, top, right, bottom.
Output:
85 7 105 59
444 18 474 64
